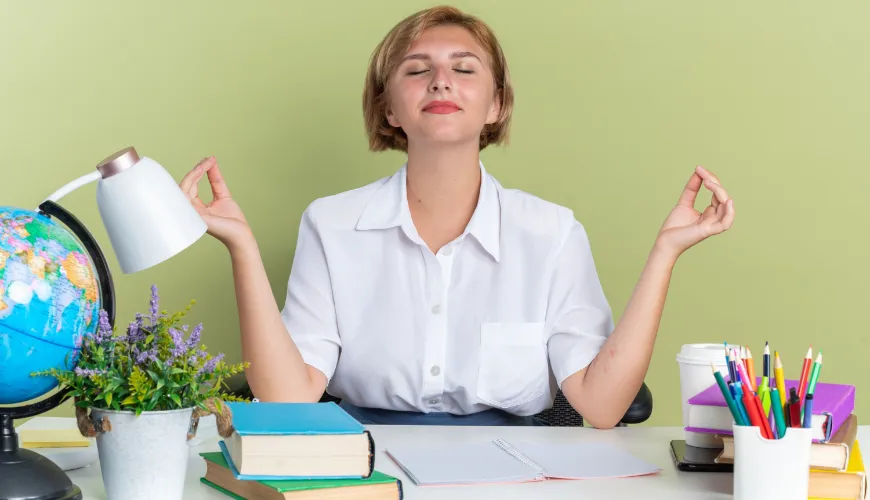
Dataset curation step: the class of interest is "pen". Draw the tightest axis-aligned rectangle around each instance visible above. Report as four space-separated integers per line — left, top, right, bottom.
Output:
787 387 801 428
774 351 787 407
742 388 772 439
770 387 787 438
760 385 771 417
712 362 746 426
753 391 774 439
798 345 813 405
768 405 778 439
763 341 771 385
732 383 752 428
803 393 814 429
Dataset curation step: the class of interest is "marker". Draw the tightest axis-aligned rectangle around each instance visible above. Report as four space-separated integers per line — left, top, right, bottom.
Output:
803 393 815 429
771 387 787 438
712 362 746 426
762 342 771 389
787 387 801 428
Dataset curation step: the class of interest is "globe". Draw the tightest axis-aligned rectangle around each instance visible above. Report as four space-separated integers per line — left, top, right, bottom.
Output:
0 206 102 405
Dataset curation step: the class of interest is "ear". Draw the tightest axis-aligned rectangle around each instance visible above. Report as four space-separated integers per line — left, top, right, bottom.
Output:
485 89 502 125
386 107 401 128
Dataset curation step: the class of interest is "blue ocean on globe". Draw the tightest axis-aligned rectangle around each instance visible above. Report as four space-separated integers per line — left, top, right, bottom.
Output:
0 206 101 405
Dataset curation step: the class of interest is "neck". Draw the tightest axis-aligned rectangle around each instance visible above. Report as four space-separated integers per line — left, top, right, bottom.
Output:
405 140 481 217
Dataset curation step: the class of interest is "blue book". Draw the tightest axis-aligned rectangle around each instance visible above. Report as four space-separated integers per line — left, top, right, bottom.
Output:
219 402 375 481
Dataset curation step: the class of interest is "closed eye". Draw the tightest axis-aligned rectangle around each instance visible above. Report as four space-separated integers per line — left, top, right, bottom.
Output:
454 69 474 74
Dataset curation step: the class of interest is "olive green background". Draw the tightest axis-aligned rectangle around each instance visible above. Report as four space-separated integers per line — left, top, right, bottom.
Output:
2 1 868 425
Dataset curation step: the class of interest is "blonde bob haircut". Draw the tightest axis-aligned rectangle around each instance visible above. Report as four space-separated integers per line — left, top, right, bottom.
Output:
363 5 514 153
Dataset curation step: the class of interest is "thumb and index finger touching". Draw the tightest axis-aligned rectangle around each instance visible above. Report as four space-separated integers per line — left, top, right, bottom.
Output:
179 156 232 203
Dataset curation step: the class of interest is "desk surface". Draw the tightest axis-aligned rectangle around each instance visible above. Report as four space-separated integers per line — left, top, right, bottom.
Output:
67 425 870 500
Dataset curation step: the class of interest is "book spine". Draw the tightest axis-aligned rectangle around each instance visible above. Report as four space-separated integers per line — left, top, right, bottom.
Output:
825 386 856 443
364 430 375 479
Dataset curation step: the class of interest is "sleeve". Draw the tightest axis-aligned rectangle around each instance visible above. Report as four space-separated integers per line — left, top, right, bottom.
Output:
545 220 615 388
279 205 341 383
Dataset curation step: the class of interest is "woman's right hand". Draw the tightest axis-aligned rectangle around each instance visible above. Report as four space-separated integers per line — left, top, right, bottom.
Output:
179 156 252 248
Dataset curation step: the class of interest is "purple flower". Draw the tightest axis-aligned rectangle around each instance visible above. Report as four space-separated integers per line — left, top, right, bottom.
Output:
92 309 113 344
186 323 202 350
74 367 105 379
169 328 187 358
136 348 158 365
198 353 224 375
149 284 160 324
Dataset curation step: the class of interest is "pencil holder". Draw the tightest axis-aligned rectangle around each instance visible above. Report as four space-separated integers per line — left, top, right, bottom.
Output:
732 424 813 500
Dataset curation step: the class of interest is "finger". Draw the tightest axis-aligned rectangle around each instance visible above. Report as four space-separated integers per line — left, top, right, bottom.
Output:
710 199 735 234
179 157 213 199
696 165 722 185
703 178 730 205
700 204 718 223
206 162 232 200
677 172 703 208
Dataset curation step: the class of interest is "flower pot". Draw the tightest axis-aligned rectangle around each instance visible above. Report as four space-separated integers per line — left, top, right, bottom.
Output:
90 406 194 500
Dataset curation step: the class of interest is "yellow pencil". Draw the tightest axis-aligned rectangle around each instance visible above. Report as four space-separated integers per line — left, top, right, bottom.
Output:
774 351 787 407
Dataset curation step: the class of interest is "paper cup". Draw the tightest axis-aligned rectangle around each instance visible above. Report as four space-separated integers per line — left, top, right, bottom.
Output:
676 343 730 448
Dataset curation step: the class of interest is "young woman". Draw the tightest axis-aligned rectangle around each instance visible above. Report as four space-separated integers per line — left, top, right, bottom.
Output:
179 6 734 427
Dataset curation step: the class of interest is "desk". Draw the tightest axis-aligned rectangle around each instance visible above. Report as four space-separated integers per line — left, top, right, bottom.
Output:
68 425 870 500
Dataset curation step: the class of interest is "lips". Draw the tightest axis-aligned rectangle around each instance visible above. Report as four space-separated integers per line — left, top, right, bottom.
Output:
423 100 461 114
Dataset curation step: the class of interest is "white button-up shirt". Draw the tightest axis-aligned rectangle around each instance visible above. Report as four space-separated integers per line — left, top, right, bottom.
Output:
280 162 614 416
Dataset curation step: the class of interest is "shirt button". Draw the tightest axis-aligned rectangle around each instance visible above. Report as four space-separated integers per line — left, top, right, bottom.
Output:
430 365 440 376
441 247 453 256
431 304 441 314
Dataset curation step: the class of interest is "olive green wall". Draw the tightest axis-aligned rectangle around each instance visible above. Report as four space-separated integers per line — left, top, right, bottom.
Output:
2 1 868 425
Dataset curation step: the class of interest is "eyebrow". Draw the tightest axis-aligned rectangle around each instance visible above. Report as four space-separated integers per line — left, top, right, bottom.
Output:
401 51 481 63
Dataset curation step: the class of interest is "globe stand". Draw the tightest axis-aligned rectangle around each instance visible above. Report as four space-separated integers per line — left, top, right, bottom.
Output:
0 389 82 500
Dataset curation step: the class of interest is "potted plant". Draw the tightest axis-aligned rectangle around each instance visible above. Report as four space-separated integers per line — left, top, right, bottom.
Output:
33 285 249 500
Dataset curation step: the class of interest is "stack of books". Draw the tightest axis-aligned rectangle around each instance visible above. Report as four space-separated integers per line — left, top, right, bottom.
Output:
716 414 866 499
200 401 403 499
686 378 865 499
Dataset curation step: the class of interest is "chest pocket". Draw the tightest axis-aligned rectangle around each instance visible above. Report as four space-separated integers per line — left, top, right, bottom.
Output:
476 322 549 411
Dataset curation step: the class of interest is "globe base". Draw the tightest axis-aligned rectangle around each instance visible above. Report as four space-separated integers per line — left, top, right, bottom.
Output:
1 412 83 500
0 449 82 500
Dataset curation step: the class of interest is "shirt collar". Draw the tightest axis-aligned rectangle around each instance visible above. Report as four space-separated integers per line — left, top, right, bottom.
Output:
356 161 501 262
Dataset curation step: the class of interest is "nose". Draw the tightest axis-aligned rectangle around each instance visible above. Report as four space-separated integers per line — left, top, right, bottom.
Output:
428 66 451 93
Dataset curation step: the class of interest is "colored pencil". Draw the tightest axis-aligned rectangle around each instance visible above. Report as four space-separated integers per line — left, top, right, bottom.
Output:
807 351 823 396
774 351 787 407
745 346 756 388
797 345 813 404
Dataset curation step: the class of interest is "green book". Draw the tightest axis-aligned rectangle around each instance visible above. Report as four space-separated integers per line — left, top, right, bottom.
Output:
199 451 403 499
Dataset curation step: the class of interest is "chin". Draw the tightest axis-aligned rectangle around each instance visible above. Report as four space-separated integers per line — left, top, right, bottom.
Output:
415 124 479 147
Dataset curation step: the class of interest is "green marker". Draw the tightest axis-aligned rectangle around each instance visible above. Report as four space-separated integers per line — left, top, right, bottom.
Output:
711 362 746 426
807 351 823 396
770 387 787 438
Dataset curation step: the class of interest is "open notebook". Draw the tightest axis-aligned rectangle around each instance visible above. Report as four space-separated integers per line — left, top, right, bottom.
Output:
385 438 661 486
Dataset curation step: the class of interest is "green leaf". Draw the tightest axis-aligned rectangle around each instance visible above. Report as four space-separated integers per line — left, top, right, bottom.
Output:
170 393 182 407
105 392 113 407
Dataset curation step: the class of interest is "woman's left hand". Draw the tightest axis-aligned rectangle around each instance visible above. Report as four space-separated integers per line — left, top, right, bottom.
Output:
655 165 735 259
